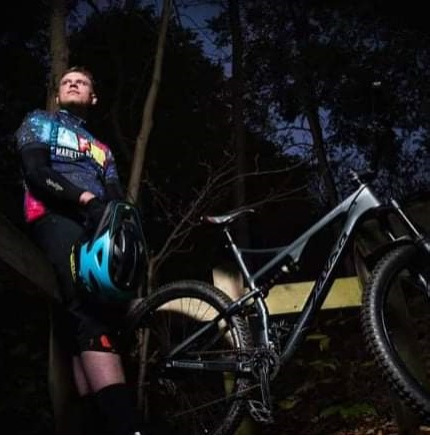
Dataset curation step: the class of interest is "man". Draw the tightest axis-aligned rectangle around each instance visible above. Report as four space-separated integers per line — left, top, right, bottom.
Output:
15 66 139 434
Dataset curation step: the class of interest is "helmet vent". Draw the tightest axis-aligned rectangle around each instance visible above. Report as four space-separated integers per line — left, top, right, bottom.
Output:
76 200 146 301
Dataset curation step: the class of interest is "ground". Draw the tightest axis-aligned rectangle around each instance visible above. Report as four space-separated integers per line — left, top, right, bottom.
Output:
0 288 429 434
247 308 430 435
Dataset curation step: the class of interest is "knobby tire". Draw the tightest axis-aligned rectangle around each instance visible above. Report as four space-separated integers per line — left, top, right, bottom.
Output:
124 280 253 434
361 244 430 422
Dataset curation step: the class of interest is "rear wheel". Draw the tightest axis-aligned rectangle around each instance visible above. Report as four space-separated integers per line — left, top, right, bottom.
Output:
124 280 253 434
361 244 430 422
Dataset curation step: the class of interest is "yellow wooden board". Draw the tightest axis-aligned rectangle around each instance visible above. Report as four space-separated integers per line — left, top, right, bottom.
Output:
265 276 363 314
213 269 363 315
151 276 363 320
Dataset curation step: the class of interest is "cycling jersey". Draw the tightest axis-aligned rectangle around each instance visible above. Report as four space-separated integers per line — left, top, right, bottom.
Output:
16 107 126 355
16 109 121 222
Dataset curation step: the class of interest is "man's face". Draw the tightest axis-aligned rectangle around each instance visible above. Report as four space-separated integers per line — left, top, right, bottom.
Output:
56 71 96 108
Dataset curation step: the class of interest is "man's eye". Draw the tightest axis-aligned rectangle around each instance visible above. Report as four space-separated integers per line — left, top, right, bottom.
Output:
60 79 90 87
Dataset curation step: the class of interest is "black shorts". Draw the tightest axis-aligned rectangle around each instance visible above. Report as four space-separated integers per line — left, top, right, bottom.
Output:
31 213 125 355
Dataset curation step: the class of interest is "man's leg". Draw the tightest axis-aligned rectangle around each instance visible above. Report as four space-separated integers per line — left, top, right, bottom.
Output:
81 351 138 434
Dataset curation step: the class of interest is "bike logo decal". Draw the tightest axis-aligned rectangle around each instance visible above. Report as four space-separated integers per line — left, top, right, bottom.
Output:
313 231 348 300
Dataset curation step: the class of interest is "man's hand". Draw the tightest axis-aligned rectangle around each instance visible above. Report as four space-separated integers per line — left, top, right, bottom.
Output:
79 191 96 205
84 197 107 232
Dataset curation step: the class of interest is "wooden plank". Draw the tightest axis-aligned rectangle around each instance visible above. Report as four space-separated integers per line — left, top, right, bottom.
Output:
266 276 362 314
156 276 362 320
212 267 243 300
213 266 362 315
0 212 60 301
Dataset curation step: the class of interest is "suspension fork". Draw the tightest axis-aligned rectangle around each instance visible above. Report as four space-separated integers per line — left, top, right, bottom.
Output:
390 199 430 295
391 199 430 253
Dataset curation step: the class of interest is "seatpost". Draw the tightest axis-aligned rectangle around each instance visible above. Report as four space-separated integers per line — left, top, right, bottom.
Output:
223 227 254 289
223 226 273 347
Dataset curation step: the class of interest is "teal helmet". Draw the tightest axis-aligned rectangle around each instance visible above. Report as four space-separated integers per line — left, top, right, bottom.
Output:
73 200 146 301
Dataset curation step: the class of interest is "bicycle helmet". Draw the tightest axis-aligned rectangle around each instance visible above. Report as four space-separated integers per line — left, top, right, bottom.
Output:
72 200 146 301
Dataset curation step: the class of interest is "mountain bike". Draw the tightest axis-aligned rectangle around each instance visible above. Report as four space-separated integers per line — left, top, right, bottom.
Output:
123 170 430 434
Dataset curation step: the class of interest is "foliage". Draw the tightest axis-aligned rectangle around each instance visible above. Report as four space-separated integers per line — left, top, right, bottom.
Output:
66 5 312 283
266 309 395 434
208 0 430 202
320 402 377 420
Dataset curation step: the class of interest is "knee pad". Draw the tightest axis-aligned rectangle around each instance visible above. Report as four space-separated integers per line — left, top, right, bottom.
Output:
79 333 120 354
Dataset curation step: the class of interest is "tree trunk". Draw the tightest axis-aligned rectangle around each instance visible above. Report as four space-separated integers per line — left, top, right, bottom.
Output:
305 107 338 208
216 0 249 290
46 0 79 432
46 0 68 112
125 3 171 424
228 0 246 211
307 106 356 275
127 0 172 203
288 2 338 209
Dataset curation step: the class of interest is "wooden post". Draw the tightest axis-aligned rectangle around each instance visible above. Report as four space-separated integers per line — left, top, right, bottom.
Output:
0 213 79 433
48 307 84 434
212 266 244 301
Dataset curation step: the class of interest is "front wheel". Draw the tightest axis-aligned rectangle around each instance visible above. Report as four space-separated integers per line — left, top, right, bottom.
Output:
361 244 430 422
123 280 253 434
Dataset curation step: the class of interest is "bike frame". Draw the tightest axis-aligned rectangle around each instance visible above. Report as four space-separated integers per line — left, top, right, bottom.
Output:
165 181 387 370
164 179 425 376
223 180 383 365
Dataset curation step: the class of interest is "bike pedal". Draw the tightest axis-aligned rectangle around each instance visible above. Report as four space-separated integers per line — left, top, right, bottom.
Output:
247 399 274 424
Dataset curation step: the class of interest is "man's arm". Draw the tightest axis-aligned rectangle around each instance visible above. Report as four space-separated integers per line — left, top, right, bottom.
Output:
104 147 125 201
21 147 94 206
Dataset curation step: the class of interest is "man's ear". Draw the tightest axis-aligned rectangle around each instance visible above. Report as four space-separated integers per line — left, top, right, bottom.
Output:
55 95 59 105
91 94 98 105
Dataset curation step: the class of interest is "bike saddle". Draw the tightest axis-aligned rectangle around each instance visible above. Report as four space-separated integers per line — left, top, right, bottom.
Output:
201 208 255 225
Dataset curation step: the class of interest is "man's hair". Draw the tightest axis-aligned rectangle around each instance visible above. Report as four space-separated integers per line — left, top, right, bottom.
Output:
57 66 96 91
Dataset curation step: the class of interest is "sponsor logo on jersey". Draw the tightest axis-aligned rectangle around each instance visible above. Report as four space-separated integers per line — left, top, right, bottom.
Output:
55 147 84 159
54 129 107 168
46 178 64 191
90 141 107 167
57 126 80 150
78 137 91 153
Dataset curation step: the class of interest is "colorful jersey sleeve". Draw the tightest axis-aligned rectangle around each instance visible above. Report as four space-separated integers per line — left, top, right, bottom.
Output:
15 108 124 222
15 109 54 151
105 146 121 182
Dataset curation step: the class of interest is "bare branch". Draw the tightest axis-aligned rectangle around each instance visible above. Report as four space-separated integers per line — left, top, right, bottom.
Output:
148 151 310 277
82 0 102 15
242 182 311 211
213 158 308 193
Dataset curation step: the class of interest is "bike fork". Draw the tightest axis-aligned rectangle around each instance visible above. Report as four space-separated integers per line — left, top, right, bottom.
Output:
391 199 430 296
391 199 428 246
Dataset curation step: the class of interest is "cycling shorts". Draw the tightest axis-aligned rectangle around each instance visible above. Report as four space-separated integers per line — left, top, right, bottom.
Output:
31 213 124 355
